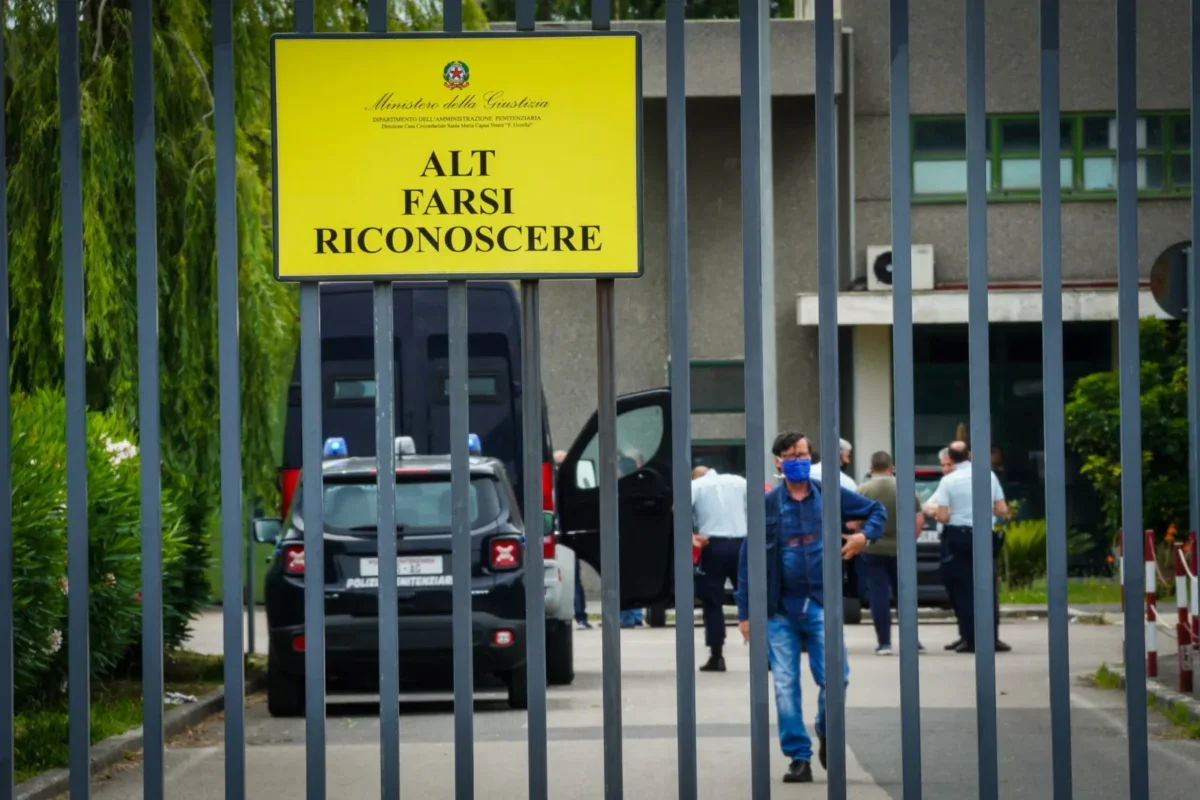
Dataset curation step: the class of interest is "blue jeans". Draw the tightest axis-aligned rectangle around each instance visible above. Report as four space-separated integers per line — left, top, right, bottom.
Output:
767 601 850 762
620 608 643 626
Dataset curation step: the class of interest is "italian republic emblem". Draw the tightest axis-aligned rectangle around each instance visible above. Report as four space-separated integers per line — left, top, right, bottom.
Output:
443 61 470 90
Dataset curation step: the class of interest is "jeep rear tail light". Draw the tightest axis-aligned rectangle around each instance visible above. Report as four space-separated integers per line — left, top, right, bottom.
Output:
489 537 522 571
543 533 556 561
282 543 305 575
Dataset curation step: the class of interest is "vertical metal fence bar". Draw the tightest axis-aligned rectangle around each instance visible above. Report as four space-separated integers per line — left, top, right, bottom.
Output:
1039 2 1072 798
293 6 324 799
511 6 546 799
133 1 165 796
374 277 399 800
214 1 247 796
815 1 846 797
738 0 770 794
1115 0 1149 795
888 1 922 796
59 1 91 796
665 3 697 798
520 280 548 800
964 0 999 796
0 0 12 792
300 279 326 800
588 5 623 800
594 283 623 800
365 4 400 800
1191 0 1200 566
439 3 473 797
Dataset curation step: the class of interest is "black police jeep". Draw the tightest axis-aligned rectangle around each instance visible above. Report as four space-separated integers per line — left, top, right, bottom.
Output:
254 441 572 716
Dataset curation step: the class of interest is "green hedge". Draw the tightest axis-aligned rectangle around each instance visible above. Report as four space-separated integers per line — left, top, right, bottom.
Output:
11 390 197 709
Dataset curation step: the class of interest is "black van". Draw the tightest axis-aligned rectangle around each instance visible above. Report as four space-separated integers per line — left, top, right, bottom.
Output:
277 282 556 523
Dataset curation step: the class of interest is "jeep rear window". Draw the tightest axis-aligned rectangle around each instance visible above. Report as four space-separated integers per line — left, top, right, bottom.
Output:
293 476 503 531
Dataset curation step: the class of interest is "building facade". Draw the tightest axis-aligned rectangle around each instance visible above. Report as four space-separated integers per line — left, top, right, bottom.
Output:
517 0 1190 525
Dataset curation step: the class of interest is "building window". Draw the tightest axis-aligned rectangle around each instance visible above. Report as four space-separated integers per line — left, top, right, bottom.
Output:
689 359 745 413
911 111 1192 201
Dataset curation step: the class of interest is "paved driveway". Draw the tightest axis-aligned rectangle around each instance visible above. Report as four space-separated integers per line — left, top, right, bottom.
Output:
84 614 1200 798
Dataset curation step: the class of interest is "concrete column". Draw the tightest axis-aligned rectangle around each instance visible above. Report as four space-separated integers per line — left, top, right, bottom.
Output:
851 325 893 480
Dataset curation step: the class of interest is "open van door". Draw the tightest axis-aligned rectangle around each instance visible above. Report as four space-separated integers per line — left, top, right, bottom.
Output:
556 389 674 610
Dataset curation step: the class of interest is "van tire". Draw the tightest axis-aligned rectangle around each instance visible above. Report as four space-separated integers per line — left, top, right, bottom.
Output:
267 642 305 718
647 603 668 628
546 620 574 685
507 666 530 710
844 596 863 626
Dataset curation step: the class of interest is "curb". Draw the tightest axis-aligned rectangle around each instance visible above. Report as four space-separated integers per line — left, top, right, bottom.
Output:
15 673 266 800
1105 663 1200 724
589 606 1112 625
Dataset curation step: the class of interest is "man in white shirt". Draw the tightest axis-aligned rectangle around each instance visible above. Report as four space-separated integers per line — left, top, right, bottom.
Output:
923 441 1011 654
691 465 748 672
809 438 857 491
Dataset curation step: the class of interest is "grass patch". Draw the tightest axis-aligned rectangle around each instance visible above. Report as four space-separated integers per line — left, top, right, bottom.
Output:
1000 577 1123 606
14 652 264 783
1147 694 1200 739
1093 662 1122 690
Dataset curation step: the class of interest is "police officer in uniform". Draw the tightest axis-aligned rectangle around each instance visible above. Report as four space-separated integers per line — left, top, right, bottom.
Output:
923 441 1012 654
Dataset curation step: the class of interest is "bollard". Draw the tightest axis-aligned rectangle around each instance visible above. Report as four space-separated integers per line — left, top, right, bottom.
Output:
1176 541 1192 692
1192 533 1199 691
1145 529 1158 679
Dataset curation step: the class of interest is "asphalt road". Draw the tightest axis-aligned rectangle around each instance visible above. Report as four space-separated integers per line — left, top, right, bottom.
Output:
87 614 1200 798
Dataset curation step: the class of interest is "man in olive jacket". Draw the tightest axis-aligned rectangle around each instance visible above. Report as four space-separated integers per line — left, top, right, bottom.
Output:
856 450 926 655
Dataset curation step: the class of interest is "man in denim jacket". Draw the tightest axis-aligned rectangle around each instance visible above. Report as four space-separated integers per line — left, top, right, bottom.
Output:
736 431 887 784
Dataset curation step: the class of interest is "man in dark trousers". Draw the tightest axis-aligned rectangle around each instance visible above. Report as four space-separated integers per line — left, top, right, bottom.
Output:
857 450 926 655
691 465 747 672
923 441 1011 653
735 432 887 784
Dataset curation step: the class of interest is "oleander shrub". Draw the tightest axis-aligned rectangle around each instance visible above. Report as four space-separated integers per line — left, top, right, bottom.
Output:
11 389 193 708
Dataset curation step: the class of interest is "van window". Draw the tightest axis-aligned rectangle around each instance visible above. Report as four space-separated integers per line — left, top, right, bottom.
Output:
332 378 376 401
574 405 665 489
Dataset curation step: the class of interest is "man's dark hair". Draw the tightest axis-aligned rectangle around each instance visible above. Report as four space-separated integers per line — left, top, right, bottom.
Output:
772 432 807 457
870 451 893 472
948 440 969 464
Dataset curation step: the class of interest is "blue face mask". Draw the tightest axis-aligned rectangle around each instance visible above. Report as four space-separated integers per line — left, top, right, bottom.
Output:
781 458 811 483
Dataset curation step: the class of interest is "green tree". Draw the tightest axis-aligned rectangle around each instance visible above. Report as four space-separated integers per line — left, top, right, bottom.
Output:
1064 317 1190 539
6 0 486 612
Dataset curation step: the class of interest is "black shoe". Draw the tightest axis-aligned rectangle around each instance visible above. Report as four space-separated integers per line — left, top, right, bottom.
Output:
783 760 813 783
945 638 963 651
955 641 975 654
700 655 727 672
818 735 827 770
995 639 1012 653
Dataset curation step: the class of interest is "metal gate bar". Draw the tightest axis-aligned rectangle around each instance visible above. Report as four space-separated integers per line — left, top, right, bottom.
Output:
1038 1 1074 797
215 0 248 795
1191 0 1200 577
814 2 847 796
134 0 166 796
58 0 91 796
293 7 326 800
513 7 549 800
887 0 923 796
520 278 548 800
665 2 699 797
738 0 772 796
1115 0 1150 795
365 1 402 796
438 6 475 799
964 1 1000 796
0 0 11 795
